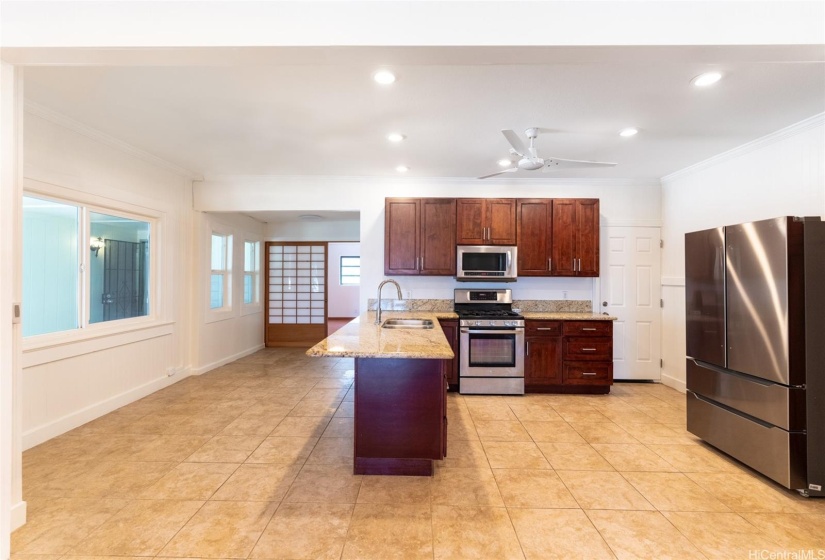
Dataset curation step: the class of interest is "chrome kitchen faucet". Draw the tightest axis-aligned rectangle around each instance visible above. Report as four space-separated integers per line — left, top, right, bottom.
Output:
375 279 403 324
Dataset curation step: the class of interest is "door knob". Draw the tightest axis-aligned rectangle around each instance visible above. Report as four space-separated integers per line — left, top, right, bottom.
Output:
602 301 608 307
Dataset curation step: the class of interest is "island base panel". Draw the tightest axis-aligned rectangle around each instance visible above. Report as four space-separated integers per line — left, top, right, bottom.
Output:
354 357 445 476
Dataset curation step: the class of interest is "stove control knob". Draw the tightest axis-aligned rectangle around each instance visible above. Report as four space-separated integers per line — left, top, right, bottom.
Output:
504 321 512 327
474 320 482 326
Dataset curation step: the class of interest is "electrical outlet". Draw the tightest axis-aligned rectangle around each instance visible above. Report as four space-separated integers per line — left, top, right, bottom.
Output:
406 290 412 299
562 291 568 300
166 367 177 377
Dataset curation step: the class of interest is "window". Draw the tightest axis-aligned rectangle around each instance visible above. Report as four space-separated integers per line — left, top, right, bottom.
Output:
243 240 260 305
22 194 153 338
340 256 360 285
210 232 232 309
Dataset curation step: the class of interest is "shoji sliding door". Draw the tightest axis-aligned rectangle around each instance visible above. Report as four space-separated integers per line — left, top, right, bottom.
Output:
265 242 327 347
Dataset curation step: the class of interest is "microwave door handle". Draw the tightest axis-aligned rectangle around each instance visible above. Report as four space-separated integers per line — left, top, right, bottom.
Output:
506 251 511 270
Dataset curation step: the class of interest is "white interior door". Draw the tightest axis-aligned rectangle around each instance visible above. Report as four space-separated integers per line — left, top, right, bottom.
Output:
600 226 662 380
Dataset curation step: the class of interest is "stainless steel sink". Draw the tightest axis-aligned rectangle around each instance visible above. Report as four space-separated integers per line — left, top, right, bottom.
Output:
381 318 434 329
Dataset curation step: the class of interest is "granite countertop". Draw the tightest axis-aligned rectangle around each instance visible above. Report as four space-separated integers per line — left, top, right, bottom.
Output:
522 312 617 321
306 311 456 359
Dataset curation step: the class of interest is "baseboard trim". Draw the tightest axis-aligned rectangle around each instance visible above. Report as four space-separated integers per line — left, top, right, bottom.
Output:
11 500 27 531
660 372 686 394
191 344 265 376
22 371 189 450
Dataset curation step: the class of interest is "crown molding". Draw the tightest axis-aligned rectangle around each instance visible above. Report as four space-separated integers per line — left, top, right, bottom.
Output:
200 174 661 189
661 112 825 184
24 101 203 180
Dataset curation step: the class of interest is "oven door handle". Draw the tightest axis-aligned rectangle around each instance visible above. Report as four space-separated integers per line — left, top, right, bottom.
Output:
460 328 524 335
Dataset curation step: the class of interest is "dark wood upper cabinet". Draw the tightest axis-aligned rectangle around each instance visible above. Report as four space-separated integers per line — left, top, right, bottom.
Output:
456 198 516 245
385 198 456 276
516 199 552 276
550 198 600 277
420 198 457 275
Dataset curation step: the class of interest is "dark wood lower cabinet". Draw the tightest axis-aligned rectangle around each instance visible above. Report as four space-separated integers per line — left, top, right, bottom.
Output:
353 358 446 476
525 319 613 394
438 319 459 391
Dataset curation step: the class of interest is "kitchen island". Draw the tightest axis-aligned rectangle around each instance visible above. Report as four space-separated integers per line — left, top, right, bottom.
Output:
307 311 455 476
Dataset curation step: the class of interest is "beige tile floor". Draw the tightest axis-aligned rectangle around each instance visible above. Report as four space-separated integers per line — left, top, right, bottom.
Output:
12 347 825 560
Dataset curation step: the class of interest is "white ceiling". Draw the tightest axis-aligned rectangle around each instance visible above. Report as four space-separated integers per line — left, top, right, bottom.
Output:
20 45 825 181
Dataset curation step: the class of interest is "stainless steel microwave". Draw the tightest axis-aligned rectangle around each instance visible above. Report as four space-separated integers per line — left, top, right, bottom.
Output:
456 246 518 282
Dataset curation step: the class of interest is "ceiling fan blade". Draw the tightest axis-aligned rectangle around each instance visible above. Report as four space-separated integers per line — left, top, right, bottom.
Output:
543 157 618 170
501 130 528 157
534 127 562 134
477 168 518 180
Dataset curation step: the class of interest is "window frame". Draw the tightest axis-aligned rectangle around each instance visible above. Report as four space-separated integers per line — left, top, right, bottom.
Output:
339 255 361 286
208 228 233 318
22 182 161 351
241 237 262 315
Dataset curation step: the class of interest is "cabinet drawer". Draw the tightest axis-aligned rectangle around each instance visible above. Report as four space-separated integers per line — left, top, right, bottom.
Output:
564 337 612 360
526 321 562 336
563 362 612 385
562 321 612 337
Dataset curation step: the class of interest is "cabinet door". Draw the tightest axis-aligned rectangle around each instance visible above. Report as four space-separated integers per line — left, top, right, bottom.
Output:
487 199 517 245
420 199 457 275
516 199 552 275
456 199 485 245
551 199 576 276
439 319 459 388
384 198 420 275
575 199 600 276
525 335 563 385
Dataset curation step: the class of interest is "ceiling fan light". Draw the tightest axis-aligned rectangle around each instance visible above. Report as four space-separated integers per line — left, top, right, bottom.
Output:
373 70 396 85
619 127 639 137
497 159 512 168
395 165 409 173
692 72 722 87
387 133 405 143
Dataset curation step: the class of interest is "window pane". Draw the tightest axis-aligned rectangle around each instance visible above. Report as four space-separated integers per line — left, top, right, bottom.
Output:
210 274 224 309
340 256 360 286
89 211 150 324
244 273 253 304
22 196 79 337
211 234 226 270
244 241 257 272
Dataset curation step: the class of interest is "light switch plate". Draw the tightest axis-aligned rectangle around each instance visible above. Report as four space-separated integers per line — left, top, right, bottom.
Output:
12 302 21 324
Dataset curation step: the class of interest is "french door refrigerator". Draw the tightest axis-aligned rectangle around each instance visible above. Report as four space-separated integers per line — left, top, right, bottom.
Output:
685 216 825 496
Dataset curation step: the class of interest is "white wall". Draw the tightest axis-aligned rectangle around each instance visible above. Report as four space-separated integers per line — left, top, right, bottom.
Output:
660 114 825 391
193 211 265 374
195 177 663 310
266 219 359 242
19 107 197 449
327 242 361 318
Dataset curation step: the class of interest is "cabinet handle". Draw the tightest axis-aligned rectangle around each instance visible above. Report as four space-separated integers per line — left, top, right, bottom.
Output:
578 258 581 271
582 372 598 376
536 327 556 331
582 348 597 351
526 341 529 356
582 328 597 331
548 258 552 271
421 257 424 270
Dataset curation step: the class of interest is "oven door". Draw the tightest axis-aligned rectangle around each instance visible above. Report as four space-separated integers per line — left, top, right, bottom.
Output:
459 328 525 378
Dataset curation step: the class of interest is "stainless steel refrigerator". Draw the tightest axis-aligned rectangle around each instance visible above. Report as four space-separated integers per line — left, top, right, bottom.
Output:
685 216 825 496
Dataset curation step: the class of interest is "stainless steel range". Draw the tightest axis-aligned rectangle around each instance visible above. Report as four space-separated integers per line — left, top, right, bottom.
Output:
454 288 525 395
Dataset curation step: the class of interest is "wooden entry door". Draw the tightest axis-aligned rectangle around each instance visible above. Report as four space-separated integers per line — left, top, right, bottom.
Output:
265 242 327 347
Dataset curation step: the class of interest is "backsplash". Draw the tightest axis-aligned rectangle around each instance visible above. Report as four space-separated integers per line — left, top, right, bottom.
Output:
367 298 591 313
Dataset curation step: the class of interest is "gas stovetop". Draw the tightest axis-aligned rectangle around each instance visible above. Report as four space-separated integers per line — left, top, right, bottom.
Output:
454 288 524 328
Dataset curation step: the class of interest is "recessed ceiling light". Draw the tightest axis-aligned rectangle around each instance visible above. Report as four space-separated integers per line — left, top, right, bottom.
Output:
619 128 639 137
497 159 512 167
298 214 323 221
387 133 405 143
395 165 409 173
373 70 396 85
692 72 722 87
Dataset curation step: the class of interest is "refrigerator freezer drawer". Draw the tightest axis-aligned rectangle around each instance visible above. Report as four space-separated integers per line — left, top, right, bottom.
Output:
687 391 806 490
686 359 805 431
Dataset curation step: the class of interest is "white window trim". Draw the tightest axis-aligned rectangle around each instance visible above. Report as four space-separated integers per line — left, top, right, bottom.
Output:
241 236 262 316
21 186 162 352
206 226 233 323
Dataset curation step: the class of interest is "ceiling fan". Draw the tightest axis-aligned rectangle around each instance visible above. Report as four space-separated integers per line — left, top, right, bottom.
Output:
478 127 618 179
